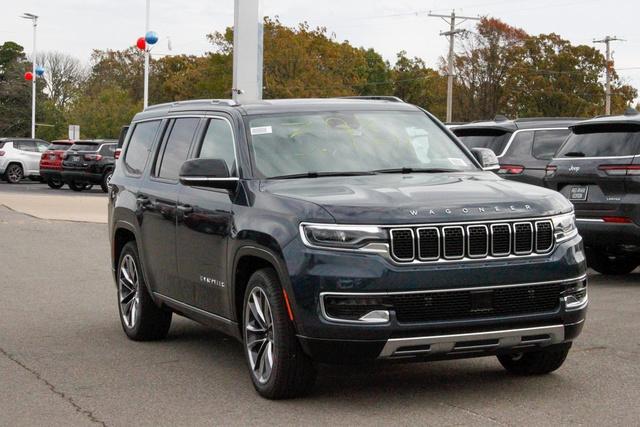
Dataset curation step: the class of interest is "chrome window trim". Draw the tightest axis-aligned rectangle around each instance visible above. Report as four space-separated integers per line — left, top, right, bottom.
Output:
416 227 440 261
513 221 534 255
552 155 636 161
490 223 512 257
390 228 415 262
535 220 554 253
466 224 489 258
442 226 465 260
575 218 604 223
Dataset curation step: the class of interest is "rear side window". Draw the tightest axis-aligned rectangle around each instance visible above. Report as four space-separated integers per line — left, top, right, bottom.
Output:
17 141 36 152
100 144 116 157
124 120 161 176
198 118 236 175
557 124 640 158
35 141 49 153
156 118 199 181
532 129 570 160
454 129 512 155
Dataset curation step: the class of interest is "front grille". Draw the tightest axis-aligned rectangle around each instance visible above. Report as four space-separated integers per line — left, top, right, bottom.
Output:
390 229 414 261
388 219 554 263
390 283 564 323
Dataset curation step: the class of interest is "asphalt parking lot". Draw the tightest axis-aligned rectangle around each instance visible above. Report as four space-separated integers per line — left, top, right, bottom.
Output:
1 185 639 426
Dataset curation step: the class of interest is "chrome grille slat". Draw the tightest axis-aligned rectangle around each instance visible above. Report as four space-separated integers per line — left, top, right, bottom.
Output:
389 219 552 263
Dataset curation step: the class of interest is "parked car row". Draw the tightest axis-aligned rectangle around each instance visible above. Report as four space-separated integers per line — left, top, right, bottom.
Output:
451 108 640 275
1 137 119 193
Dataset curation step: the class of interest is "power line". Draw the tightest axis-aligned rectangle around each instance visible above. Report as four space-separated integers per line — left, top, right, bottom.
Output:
428 10 480 123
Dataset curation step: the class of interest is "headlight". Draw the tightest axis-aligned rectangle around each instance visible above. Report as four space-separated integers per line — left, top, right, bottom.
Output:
301 224 388 249
552 212 578 243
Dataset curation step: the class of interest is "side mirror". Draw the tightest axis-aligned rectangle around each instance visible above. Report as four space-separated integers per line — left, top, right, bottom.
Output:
471 148 500 171
179 158 239 190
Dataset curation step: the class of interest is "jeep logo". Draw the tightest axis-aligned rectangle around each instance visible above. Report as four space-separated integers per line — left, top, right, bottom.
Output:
569 166 581 173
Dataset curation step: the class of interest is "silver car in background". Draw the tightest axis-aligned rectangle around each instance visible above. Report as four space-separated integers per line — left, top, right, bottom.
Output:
0 138 50 183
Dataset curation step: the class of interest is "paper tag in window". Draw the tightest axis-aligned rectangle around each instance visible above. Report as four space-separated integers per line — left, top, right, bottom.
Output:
448 158 467 167
251 126 272 135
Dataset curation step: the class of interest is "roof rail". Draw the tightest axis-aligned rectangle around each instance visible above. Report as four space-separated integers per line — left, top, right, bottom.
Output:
514 117 582 122
144 99 238 111
338 96 405 103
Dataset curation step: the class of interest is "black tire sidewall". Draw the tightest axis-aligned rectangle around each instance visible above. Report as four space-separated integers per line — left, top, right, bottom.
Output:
117 242 144 338
47 179 64 189
101 170 113 193
6 164 23 183
69 181 84 192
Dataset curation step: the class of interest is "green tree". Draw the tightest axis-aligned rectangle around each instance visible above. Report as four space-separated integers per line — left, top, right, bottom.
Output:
392 51 446 118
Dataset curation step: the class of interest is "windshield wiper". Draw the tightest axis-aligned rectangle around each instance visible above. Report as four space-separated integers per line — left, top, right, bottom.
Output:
269 171 377 179
373 167 459 174
563 151 586 157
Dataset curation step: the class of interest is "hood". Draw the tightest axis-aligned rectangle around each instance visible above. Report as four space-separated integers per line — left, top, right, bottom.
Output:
260 172 571 224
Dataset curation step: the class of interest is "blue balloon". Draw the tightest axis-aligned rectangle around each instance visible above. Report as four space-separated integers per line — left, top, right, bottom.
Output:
35 66 45 76
145 31 159 45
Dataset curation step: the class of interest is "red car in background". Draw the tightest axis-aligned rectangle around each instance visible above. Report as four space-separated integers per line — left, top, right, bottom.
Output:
39 140 74 189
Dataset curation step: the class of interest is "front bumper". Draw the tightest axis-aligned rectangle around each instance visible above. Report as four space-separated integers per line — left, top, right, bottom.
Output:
283 234 587 363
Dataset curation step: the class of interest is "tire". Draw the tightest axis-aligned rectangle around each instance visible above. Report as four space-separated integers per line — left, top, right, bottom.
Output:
4 164 23 184
83 184 94 191
498 343 571 375
46 178 64 189
68 181 85 192
101 170 113 193
587 250 638 275
117 241 172 341
242 268 316 399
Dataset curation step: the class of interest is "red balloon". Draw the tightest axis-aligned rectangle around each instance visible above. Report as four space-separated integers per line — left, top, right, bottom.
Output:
24 71 33 81
136 37 146 50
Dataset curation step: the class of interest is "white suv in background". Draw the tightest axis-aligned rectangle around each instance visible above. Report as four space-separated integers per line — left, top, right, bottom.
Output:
0 138 50 183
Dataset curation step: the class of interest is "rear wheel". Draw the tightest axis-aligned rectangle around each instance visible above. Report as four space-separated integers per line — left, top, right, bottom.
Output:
498 343 571 375
46 178 64 189
587 250 638 275
101 170 113 193
69 181 85 192
243 268 316 399
5 164 23 183
117 241 172 341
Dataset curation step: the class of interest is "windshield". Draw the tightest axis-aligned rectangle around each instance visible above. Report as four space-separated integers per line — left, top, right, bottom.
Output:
557 124 640 158
454 129 512 155
247 110 476 178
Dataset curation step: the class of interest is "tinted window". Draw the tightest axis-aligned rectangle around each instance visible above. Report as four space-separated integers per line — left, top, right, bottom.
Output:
17 141 36 152
50 143 73 151
248 111 475 178
455 129 512 155
35 141 49 153
124 121 161 176
198 118 236 175
557 124 640 158
70 143 99 152
100 144 116 157
505 131 534 158
157 118 199 180
532 129 570 160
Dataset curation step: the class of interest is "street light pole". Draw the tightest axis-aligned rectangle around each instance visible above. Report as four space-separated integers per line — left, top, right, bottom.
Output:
21 13 38 138
143 0 150 109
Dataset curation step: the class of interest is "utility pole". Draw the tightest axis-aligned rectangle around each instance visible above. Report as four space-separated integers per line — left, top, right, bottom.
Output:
232 0 263 103
429 10 479 123
21 13 38 138
594 36 624 115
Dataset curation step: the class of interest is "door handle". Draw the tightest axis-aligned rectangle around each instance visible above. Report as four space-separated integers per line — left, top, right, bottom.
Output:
177 204 193 214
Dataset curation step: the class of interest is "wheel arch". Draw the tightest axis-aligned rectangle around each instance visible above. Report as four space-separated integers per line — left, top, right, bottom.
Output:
231 246 295 334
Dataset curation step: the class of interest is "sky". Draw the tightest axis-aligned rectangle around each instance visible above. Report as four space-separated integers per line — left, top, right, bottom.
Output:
1 0 639 101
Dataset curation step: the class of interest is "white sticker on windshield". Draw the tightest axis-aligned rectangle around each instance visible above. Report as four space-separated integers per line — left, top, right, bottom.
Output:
448 158 467 167
251 126 273 135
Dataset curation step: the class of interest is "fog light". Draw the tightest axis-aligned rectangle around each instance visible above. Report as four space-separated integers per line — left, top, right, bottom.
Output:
323 295 392 323
563 280 587 309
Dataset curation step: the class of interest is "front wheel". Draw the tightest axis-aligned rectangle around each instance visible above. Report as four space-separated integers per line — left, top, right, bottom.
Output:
587 250 638 275
498 343 571 375
117 241 172 341
243 268 316 399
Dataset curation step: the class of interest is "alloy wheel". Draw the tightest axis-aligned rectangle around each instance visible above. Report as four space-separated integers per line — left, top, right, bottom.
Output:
7 165 23 183
244 287 275 384
118 254 140 329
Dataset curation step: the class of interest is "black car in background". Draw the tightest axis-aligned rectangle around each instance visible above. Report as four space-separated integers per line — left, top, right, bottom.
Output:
545 108 640 275
452 117 579 186
61 139 117 192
